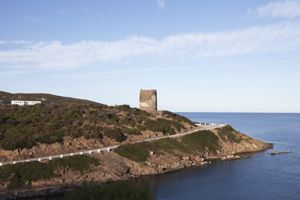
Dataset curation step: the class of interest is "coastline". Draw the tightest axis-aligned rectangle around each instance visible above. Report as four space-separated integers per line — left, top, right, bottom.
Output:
0 142 272 199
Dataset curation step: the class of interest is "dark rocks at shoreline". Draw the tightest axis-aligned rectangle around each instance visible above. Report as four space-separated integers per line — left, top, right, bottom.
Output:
269 151 292 156
0 184 79 200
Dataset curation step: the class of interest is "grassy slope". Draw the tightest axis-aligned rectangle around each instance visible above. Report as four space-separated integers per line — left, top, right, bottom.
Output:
0 155 98 189
0 91 195 150
115 126 258 162
115 130 221 162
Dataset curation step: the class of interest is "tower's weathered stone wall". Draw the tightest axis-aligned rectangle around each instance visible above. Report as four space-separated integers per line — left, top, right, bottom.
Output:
139 89 157 111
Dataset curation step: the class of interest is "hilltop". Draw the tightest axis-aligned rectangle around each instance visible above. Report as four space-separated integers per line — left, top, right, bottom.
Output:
0 91 195 157
0 91 95 104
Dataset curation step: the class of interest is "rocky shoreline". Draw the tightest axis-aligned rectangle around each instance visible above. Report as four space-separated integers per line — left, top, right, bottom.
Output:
0 145 271 200
0 125 272 199
0 92 273 199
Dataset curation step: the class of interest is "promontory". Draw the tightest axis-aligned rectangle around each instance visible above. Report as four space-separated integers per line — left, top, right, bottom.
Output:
0 91 271 197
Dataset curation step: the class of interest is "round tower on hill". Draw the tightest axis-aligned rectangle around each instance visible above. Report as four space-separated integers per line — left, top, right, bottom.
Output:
139 89 157 112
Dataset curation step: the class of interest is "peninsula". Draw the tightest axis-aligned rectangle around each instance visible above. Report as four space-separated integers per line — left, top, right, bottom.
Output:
0 91 271 197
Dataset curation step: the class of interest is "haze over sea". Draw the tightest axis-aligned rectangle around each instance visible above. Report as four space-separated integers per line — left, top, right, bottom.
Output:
141 113 300 200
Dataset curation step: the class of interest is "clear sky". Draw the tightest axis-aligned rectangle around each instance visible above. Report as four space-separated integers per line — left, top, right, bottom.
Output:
1 0 300 112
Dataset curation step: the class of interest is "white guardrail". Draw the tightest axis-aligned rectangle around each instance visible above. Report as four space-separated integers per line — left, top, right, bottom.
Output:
0 146 119 167
196 122 227 127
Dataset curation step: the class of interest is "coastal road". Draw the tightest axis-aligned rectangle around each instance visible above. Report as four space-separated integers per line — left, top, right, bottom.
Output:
0 124 225 166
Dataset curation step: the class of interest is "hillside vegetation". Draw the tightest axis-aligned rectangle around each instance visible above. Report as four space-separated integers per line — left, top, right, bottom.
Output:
115 126 253 162
63 181 153 200
0 91 195 151
0 155 98 189
115 130 221 162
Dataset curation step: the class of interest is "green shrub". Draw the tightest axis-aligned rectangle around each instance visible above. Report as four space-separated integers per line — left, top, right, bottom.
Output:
115 105 150 117
103 127 127 142
7 173 24 189
0 131 36 150
181 130 220 153
170 120 185 132
102 113 119 125
115 138 190 162
0 124 66 150
122 127 141 135
120 116 136 127
49 155 99 173
149 138 190 155
115 143 149 162
144 118 175 135
162 111 195 126
0 98 189 150
0 155 99 189
37 130 64 144
217 125 242 143
0 116 16 125
64 181 153 200
82 126 103 139
0 161 54 189
115 104 131 112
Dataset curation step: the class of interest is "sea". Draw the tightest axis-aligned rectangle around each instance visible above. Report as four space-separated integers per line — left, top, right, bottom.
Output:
140 113 300 200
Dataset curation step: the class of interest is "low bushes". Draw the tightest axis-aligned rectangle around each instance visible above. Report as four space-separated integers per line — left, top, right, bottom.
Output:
116 130 221 162
64 181 153 200
0 127 64 150
144 118 176 135
81 126 103 140
181 130 220 153
217 125 243 143
162 111 196 126
0 101 191 150
103 127 127 142
115 138 190 162
0 133 30 150
49 155 99 173
0 162 54 189
122 127 142 135
0 155 99 189
115 142 149 162
37 130 64 144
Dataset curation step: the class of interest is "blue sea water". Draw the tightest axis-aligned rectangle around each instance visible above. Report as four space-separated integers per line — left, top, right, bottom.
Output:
143 113 300 200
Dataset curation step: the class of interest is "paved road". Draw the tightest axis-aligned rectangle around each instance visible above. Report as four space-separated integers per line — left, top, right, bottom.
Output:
0 124 224 166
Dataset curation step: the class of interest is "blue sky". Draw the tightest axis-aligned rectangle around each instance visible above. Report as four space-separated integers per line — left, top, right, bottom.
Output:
1 0 300 112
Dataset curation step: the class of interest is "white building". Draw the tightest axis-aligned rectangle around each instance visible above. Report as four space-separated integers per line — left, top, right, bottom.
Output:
11 100 42 106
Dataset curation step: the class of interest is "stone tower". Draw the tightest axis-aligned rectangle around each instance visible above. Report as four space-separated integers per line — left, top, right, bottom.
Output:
139 89 157 112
